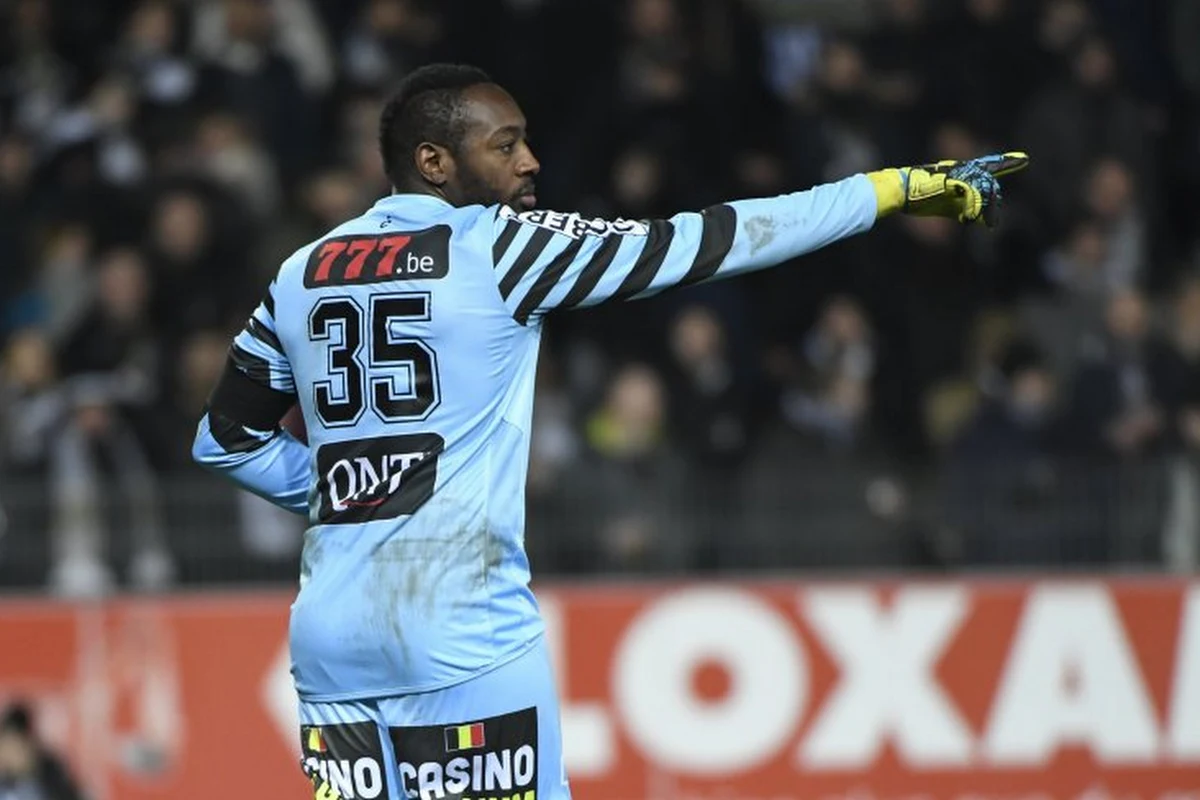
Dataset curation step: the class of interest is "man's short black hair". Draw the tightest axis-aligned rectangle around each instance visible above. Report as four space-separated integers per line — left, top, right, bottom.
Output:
379 64 494 189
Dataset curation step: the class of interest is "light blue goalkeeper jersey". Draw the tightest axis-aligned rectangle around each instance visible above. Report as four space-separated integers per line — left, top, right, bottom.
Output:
193 175 879 701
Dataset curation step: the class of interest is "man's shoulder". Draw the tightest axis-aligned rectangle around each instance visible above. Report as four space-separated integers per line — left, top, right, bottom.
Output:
271 214 373 283
268 200 515 298
297 200 500 254
277 202 501 291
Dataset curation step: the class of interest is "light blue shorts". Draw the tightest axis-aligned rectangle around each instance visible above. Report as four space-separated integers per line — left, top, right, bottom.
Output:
297 637 570 800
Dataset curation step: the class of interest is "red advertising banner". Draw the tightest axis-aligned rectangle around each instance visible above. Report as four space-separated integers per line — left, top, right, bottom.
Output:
0 578 1197 800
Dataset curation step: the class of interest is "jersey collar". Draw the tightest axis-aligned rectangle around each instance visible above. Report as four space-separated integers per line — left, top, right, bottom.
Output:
373 192 456 213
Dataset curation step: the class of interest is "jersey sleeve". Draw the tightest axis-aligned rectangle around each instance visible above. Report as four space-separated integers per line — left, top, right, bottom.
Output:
228 282 296 394
490 173 879 324
191 282 310 515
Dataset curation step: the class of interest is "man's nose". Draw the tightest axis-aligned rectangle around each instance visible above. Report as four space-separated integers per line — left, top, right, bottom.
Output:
518 144 540 176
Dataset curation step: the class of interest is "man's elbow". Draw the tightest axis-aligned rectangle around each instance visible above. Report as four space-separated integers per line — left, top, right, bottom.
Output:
191 434 209 468
191 412 224 470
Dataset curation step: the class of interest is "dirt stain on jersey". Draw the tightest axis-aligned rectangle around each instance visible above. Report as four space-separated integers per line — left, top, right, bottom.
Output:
481 530 506 589
744 215 777 255
299 529 326 585
366 523 489 670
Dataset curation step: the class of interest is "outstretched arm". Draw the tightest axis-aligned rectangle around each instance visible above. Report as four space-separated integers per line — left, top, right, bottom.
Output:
491 152 1028 325
491 173 879 325
192 284 311 515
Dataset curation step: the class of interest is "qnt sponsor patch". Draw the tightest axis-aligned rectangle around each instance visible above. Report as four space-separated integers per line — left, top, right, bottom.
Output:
391 707 538 800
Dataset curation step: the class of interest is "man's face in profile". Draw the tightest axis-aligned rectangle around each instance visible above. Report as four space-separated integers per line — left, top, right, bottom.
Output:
444 83 540 210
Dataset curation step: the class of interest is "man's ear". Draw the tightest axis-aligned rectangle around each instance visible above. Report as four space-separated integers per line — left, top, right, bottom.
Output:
415 142 453 187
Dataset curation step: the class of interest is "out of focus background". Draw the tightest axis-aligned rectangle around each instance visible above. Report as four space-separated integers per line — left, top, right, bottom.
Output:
0 1 1198 799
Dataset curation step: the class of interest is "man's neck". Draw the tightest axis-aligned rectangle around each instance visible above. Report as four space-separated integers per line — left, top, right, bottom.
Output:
393 179 449 204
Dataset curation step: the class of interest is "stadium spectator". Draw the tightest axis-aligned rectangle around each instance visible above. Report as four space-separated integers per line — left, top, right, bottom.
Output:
560 363 689 573
189 0 326 185
1064 288 1187 459
340 0 444 91
664 304 755 570
776 295 876 452
0 700 85 800
944 340 1072 565
1059 289 1184 564
1017 32 1151 240
47 247 175 596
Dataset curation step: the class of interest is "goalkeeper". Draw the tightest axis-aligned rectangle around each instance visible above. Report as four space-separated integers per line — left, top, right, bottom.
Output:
192 62 1028 800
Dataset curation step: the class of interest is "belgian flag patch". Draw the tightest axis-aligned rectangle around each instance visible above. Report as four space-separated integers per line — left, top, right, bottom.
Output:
443 722 486 752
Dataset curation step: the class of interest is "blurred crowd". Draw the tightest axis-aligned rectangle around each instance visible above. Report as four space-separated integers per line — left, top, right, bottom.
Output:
1 0 1199 595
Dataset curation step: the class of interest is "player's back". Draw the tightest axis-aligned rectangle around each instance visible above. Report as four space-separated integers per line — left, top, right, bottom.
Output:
218 166 883 702
272 194 544 701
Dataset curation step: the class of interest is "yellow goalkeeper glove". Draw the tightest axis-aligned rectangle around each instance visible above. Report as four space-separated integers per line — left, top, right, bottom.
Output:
868 151 1029 226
